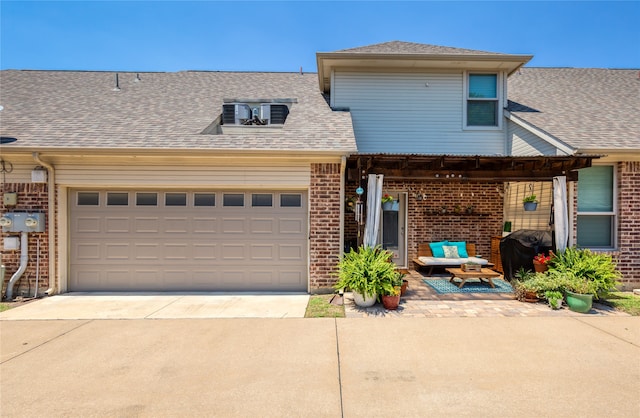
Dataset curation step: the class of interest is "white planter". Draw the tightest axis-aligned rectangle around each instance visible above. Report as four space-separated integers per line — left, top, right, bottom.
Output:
353 291 377 307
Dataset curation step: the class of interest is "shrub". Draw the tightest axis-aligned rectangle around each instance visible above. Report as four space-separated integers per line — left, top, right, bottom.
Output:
547 247 621 298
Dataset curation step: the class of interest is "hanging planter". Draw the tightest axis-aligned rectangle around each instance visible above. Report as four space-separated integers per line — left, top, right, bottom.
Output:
523 184 538 211
523 201 538 211
381 194 399 211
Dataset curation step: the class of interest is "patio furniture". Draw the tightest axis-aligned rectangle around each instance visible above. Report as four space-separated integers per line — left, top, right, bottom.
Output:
445 267 502 289
413 242 493 275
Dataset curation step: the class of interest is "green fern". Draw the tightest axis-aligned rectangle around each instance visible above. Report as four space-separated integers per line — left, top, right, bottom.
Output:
333 245 400 299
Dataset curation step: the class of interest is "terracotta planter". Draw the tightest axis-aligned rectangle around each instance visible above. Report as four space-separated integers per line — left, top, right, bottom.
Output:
400 279 408 296
533 261 548 273
524 290 539 303
382 294 400 310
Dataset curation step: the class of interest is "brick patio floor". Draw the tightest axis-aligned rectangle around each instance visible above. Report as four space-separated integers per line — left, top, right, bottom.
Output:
343 270 628 318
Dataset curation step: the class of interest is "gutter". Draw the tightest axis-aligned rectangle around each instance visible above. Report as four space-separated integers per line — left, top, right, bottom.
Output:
32 152 57 295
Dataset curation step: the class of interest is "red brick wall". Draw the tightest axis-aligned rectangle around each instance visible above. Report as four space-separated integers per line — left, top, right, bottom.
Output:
309 163 342 291
345 179 504 265
616 162 640 289
1 183 50 297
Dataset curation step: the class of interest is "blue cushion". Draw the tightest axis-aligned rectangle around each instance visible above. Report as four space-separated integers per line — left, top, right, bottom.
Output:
429 241 449 258
448 241 468 258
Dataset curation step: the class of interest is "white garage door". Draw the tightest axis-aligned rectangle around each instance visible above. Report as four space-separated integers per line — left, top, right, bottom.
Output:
69 190 308 292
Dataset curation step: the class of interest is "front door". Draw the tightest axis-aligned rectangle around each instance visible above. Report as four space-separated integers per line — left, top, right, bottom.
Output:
381 192 407 267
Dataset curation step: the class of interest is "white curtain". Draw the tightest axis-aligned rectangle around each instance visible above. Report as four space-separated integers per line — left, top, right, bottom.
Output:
553 176 569 252
363 174 384 247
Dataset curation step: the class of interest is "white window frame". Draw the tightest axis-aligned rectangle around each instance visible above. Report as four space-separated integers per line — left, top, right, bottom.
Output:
463 71 503 130
576 164 617 250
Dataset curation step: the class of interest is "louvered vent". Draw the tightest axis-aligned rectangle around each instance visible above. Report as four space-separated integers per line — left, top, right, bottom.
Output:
269 104 289 124
222 103 251 125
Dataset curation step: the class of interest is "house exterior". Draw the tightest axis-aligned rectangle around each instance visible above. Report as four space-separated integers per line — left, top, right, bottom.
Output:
0 71 355 295
1 41 638 297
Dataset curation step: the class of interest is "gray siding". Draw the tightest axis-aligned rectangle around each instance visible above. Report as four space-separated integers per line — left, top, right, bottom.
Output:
333 71 505 154
507 121 565 156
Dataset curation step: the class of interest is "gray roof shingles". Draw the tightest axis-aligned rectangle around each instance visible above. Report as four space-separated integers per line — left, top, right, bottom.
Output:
0 70 356 152
507 68 640 150
335 40 507 56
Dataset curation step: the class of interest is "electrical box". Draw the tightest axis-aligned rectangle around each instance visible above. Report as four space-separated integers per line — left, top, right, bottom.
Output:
0 212 46 233
3 236 20 250
31 168 47 183
3 193 18 206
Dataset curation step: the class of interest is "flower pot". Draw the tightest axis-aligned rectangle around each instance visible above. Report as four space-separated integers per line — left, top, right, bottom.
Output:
524 290 539 303
548 298 563 310
565 290 593 313
533 261 548 273
381 294 400 310
382 201 399 211
523 202 538 211
352 291 377 307
400 279 408 296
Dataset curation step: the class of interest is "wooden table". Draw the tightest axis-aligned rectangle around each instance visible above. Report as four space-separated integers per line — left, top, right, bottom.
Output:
445 267 502 289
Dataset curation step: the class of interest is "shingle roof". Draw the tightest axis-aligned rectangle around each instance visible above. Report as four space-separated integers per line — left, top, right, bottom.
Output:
0 70 356 152
335 41 506 56
507 68 640 150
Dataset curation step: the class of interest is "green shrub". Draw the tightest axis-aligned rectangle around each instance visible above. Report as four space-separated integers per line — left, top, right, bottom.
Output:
333 245 400 299
547 247 621 298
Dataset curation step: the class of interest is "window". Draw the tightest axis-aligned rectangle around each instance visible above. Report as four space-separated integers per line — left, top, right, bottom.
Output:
223 193 244 207
77 192 99 206
165 193 187 206
466 73 499 127
577 166 615 248
252 193 273 207
136 192 157 206
194 193 215 207
280 194 302 207
107 192 128 206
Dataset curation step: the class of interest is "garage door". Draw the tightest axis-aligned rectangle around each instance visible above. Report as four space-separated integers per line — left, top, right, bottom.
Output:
69 190 308 292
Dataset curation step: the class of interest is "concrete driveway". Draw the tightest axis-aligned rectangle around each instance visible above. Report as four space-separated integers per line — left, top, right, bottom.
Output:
1 316 639 417
0 292 310 320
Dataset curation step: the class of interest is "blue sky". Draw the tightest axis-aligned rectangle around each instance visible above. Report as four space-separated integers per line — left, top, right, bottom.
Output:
1 1 638 72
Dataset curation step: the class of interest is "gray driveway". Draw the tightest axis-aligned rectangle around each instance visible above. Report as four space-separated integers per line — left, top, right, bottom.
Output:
1 316 639 417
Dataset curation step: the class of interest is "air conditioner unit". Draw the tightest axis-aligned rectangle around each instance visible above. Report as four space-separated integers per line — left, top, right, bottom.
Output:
222 103 251 125
261 104 289 125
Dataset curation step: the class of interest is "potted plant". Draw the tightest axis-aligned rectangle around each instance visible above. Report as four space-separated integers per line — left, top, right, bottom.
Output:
547 247 621 299
512 268 540 302
545 290 563 310
562 273 598 313
380 274 403 310
523 194 538 211
333 245 398 307
533 253 552 273
381 194 398 211
465 204 475 214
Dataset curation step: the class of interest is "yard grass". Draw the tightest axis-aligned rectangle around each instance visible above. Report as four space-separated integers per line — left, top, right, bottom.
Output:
305 294 345 318
0 303 11 313
601 292 640 316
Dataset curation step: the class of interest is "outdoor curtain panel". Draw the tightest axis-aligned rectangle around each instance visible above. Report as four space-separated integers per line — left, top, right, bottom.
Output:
363 174 384 247
553 176 569 251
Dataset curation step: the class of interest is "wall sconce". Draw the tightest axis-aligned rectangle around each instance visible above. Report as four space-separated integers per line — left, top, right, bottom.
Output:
31 166 47 183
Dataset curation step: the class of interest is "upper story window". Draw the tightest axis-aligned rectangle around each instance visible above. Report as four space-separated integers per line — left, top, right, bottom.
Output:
465 73 500 128
577 165 616 249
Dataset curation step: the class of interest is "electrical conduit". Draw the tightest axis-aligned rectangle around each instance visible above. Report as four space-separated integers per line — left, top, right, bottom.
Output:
6 232 28 300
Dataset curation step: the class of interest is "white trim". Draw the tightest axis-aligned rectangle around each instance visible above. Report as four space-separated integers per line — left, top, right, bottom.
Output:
505 112 576 155
463 71 503 131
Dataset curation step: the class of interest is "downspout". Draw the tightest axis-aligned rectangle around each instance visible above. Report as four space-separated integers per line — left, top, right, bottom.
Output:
5 232 28 300
32 152 57 295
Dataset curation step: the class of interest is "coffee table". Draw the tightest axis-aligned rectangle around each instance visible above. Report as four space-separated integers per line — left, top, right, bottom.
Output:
445 267 502 289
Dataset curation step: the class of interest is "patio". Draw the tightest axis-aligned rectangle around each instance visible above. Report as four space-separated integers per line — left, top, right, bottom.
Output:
343 270 628 318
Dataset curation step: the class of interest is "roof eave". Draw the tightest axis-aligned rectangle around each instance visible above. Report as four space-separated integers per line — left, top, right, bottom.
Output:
316 52 533 92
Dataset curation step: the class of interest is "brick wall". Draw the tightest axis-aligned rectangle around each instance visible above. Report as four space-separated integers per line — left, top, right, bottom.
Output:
345 179 504 265
616 162 640 289
309 163 342 292
1 183 50 297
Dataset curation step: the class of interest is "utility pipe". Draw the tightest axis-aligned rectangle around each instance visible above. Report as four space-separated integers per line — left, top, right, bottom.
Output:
6 232 28 300
32 152 57 295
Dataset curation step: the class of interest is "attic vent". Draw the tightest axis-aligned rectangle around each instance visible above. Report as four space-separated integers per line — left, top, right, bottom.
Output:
266 104 289 124
222 103 251 125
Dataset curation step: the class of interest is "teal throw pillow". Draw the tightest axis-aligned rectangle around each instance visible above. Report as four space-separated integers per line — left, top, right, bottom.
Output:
429 241 448 258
